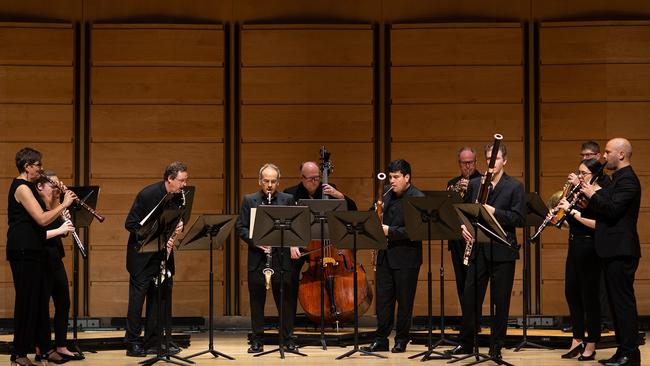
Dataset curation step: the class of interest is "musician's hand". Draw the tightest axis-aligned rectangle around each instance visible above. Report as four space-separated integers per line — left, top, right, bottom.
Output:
290 246 301 259
322 184 344 199
580 181 596 199
58 220 75 236
382 224 389 236
259 245 271 253
557 198 571 211
166 237 175 253
62 190 77 208
174 220 184 235
459 178 469 191
483 204 495 215
461 224 473 243
568 173 580 187
548 211 559 225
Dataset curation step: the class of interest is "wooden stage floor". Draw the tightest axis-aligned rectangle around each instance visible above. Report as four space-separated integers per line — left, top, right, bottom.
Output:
1 329 649 365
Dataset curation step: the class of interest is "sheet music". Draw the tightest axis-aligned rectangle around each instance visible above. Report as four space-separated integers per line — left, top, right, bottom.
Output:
249 207 257 239
482 204 507 239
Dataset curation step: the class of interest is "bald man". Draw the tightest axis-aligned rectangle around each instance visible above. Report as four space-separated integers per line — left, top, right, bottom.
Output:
581 138 641 366
283 161 357 210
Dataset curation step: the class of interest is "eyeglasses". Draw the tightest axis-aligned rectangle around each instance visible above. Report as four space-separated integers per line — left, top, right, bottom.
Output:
578 170 592 177
459 160 476 166
301 175 320 183
579 152 598 158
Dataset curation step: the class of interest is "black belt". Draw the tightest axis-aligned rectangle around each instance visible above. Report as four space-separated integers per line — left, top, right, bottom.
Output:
570 234 592 240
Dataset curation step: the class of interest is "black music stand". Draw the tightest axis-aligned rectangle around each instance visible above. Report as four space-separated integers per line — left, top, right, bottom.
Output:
298 199 347 350
66 185 100 357
181 214 237 361
138 189 195 366
404 192 463 361
252 205 311 359
450 203 515 366
511 193 552 351
326 211 387 360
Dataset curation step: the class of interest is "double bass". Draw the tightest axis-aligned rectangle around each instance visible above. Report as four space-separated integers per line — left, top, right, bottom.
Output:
298 147 373 325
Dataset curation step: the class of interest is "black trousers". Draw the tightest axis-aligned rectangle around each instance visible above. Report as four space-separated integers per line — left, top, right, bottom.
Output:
35 261 71 350
10 259 51 356
565 237 601 343
374 261 420 343
459 253 515 349
125 262 173 347
449 239 468 306
602 256 639 357
248 265 299 343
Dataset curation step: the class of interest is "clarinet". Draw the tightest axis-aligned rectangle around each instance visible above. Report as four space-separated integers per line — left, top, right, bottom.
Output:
262 190 274 289
61 208 87 259
154 189 186 286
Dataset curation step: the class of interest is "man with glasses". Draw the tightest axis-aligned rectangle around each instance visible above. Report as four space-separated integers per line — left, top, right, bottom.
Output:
446 147 482 307
284 161 357 209
124 161 187 357
236 163 300 353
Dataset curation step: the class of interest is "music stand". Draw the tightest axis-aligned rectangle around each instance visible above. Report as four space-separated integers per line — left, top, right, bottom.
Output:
252 205 311 359
66 185 101 357
403 193 463 361
450 203 515 366
181 215 237 361
326 211 387 360
298 199 347 350
511 193 552 351
138 189 195 366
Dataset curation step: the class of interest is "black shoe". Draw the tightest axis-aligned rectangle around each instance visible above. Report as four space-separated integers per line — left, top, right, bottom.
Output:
489 348 502 361
146 344 181 355
57 352 85 361
578 351 596 361
42 350 69 364
360 340 389 352
446 344 472 356
604 355 641 366
126 344 147 357
391 340 408 353
562 343 584 359
247 341 263 354
285 340 299 352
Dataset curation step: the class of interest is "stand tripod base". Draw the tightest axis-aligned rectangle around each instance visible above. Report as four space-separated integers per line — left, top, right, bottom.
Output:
511 339 553 352
253 346 307 359
185 347 235 360
336 346 387 360
409 348 453 361
449 351 514 366
139 352 195 366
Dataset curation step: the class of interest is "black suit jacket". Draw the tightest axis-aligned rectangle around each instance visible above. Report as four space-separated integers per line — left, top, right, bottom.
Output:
376 184 426 269
587 165 641 258
236 190 296 272
125 181 176 277
465 174 525 262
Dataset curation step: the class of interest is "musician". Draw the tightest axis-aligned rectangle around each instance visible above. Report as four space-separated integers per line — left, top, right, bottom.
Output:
552 160 607 361
284 161 357 210
449 142 526 360
236 163 301 353
581 138 642 366
124 162 187 357
446 147 482 306
34 171 84 361
7 148 76 366
362 159 425 353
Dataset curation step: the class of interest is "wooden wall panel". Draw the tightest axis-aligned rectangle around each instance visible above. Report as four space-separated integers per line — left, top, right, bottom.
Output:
91 105 224 143
391 23 525 317
539 20 650 315
89 24 225 317
391 24 522 66
240 105 372 142
242 25 372 66
0 23 73 65
239 25 374 316
0 23 75 319
241 67 373 105
1 105 73 142
92 25 224 66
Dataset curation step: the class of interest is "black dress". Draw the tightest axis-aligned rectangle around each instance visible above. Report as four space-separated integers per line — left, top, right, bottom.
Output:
6 178 48 357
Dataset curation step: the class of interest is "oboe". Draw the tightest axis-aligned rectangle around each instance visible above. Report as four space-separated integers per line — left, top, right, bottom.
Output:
61 208 87 259
39 173 105 223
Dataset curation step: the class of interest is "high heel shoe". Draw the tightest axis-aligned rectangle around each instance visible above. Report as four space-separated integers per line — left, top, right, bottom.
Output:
578 350 596 361
10 355 35 366
57 352 85 361
41 350 69 365
561 343 584 359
